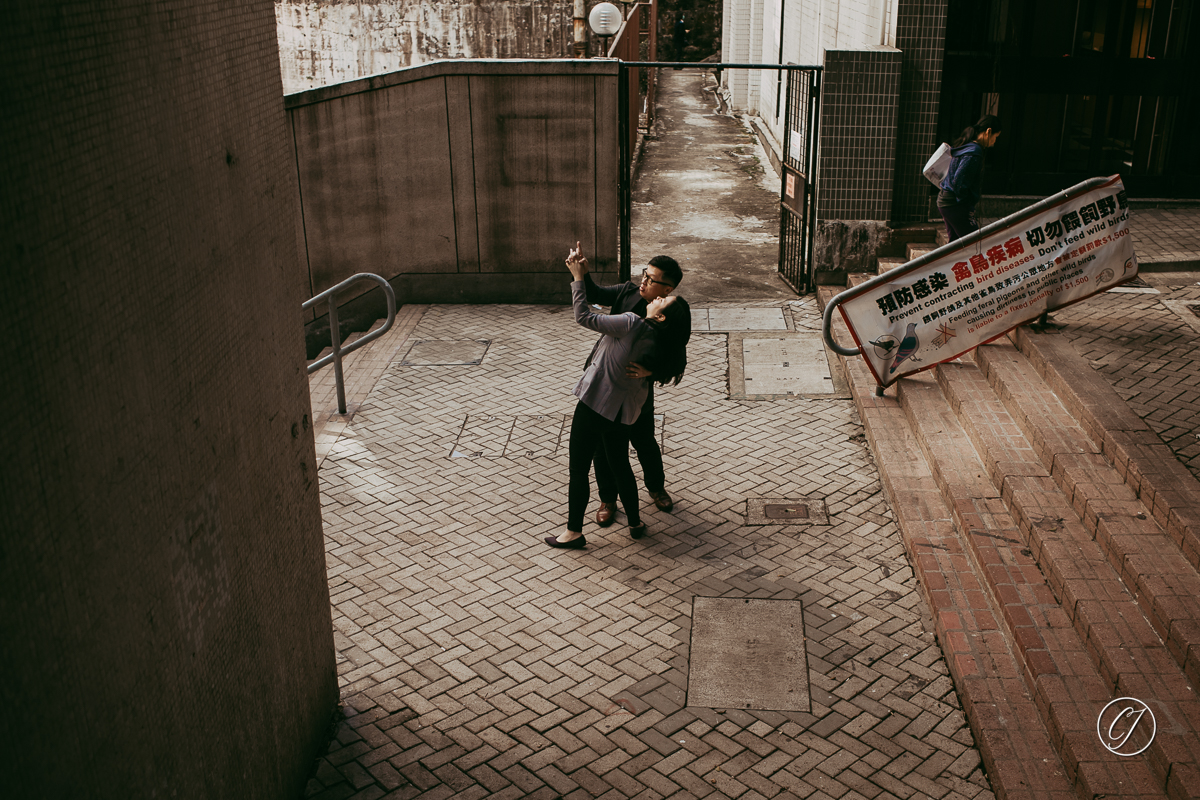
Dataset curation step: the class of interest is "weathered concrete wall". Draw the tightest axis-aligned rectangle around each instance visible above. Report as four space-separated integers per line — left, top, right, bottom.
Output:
289 59 619 316
0 2 335 797
276 0 577 94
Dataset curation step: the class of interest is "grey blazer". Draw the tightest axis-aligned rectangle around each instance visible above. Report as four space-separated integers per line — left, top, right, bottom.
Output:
570 280 649 424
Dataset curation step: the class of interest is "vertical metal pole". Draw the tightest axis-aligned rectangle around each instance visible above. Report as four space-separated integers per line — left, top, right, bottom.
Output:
806 68 821 294
328 298 347 414
619 62 632 282
574 0 587 57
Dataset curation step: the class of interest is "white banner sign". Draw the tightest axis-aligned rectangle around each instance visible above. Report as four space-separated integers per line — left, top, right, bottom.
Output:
838 175 1137 388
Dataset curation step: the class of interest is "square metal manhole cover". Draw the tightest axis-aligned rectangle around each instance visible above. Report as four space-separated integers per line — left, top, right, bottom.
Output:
745 497 828 525
693 308 788 331
400 340 490 366
741 336 834 394
688 597 809 711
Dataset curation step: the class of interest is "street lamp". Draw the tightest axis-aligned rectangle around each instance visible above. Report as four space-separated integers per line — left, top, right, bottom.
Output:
588 2 622 57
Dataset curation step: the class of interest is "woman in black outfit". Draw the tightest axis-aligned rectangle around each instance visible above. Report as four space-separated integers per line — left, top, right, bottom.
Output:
546 246 690 549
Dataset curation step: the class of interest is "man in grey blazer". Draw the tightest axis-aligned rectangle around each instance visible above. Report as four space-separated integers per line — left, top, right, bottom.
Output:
582 255 686 525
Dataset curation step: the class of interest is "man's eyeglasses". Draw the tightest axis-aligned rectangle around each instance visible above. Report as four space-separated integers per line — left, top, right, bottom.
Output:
639 272 675 289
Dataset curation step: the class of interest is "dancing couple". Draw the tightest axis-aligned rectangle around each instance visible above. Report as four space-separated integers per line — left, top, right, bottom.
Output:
546 242 691 549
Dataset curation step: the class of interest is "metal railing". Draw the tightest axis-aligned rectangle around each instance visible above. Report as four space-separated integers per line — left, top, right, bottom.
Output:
821 177 1112 395
304 273 397 414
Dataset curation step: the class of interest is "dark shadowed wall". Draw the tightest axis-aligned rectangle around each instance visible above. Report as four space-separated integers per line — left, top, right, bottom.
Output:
0 2 336 797
288 59 620 315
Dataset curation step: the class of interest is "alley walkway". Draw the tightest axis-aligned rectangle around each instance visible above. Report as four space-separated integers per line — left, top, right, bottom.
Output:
303 67 1200 800
302 68 995 800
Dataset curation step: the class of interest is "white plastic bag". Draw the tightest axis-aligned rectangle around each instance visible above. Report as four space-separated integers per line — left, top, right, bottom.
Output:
922 143 952 187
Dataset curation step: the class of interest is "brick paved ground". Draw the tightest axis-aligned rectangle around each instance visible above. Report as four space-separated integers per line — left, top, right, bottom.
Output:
300 65 1200 799
303 300 997 800
1128 209 1200 267
1049 271 1200 483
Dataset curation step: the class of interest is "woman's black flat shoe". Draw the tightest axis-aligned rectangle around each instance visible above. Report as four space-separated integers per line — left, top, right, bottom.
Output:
545 535 586 549
629 524 647 540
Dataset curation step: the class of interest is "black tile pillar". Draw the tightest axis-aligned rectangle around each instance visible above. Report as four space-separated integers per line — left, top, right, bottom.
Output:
818 47 902 221
891 0 948 223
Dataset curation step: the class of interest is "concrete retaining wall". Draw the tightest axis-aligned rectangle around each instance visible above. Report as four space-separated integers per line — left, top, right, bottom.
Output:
1 2 335 796
288 59 620 316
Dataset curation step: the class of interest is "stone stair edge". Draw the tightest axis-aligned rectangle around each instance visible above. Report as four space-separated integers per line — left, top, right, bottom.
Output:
819 295 1198 798
926 351 1200 796
828 331 1080 798
969 339 1200 691
309 304 430 466
1009 327 1200 571
894 364 1183 798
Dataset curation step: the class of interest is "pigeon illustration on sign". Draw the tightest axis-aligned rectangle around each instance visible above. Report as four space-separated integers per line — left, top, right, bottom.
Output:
869 335 898 358
889 322 920 374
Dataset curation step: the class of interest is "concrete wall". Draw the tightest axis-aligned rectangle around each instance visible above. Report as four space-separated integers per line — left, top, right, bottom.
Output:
288 59 620 315
276 0 577 94
0 2 335 797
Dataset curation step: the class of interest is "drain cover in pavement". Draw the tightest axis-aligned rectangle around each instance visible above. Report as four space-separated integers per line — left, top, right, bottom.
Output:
693 308 788 331
400 340 490 366
688 597 809 711
746 497 828 525
741 336 834 394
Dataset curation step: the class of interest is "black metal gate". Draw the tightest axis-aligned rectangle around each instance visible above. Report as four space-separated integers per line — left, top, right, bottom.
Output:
617 61 822 291
778 68 821 294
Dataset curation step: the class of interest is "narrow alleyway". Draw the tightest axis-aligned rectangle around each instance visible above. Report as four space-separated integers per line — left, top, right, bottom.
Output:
632 68 793 302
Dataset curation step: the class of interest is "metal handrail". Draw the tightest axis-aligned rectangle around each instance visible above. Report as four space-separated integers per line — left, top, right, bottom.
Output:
304 273 397 414
821 176 1113 359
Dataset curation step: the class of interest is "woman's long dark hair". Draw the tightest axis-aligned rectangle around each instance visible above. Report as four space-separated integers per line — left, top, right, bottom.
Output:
634 297 691 386
953 114 1002 147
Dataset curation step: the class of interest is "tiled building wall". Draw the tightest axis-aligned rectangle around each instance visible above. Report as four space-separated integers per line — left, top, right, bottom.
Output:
723 0 756 109
726 0 898 185
890 0 947 222
748 0 767 112
1 2 335 797
817 47 902 220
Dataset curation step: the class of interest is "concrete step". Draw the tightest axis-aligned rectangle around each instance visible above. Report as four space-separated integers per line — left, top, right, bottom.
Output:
309 328 369 364
818 296 1200 798
1009 327 1200 572
933 349 1200 796
971 340 1200 689
895 367 1160 798
832 353 1082 799
876 256 906 275
906 242 938 262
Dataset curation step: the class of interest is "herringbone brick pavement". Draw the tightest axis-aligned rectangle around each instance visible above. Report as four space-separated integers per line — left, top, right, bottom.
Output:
1049 273 1200 482
305 301 996 799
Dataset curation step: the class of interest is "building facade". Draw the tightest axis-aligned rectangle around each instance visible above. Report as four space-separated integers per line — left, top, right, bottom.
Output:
723 0 1200 231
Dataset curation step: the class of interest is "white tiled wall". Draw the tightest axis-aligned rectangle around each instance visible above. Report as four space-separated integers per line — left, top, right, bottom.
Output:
727 0 898 148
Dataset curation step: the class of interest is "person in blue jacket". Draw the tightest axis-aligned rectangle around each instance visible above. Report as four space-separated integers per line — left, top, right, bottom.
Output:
938 114 1002 242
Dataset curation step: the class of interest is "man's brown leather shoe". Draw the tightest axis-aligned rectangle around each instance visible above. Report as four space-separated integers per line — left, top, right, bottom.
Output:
650 490 673 512
595 501 617 527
